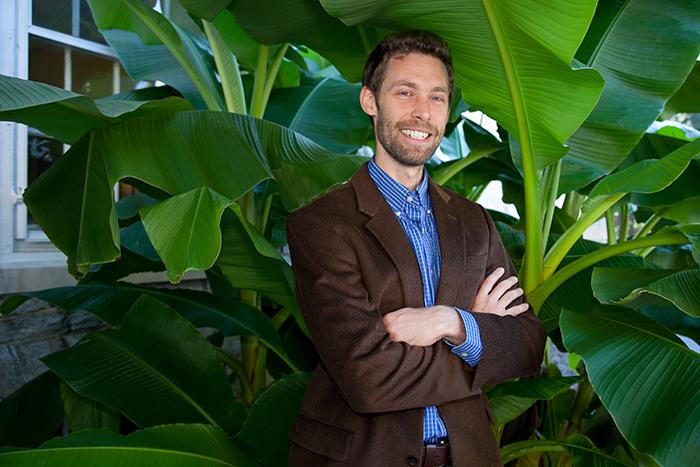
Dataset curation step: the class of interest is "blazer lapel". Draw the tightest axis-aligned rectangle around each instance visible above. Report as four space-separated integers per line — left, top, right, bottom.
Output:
351 162 425 308
428 178 464 308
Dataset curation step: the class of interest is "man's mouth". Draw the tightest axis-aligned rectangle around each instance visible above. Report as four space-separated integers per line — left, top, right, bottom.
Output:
399 128 431 141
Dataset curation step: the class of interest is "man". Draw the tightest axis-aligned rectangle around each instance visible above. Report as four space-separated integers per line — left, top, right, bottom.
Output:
286 30 546 467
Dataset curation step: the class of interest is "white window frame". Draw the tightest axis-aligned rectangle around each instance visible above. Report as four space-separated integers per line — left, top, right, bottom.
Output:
0 0 181 292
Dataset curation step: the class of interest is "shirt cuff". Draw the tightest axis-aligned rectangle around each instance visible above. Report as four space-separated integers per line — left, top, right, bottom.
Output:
443 307 483 367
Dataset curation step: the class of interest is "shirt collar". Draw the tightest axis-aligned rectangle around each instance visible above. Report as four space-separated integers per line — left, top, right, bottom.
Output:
367 156 431 215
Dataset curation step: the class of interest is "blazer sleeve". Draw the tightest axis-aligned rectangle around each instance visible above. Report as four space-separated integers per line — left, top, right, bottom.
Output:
286 210 484 414
469 205 547 389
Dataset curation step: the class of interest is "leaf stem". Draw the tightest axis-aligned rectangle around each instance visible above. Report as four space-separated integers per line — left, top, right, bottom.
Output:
543 194 625 281
633 209 664 240
541 160 561 255
605 209 616 245
433 146 501 186
215 347 254 406
121 0 222 111
250 45 269 118
619 204 629 242
530 231 689 310
260 43 290 114
202 20 246 114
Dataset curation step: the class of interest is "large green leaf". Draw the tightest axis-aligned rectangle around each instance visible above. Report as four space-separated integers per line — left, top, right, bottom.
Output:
234 372 310 466
592 268 700 317
586 139 700 201
230 0 376 81
177 0 232 22
628 134 700 208
0 372 64 448
216 206 298 313
665 61 700 116
59 382 120 433
286 76 371 153
487 376 579 427
0 424 256 466
141 187 233 282
42 295 246 433
501 437 634 466
321 0 604 170
561 306 700 467
21 111 361 275
0 74 191 144
87 0 225 110
0 282 293 369
559 0 700 192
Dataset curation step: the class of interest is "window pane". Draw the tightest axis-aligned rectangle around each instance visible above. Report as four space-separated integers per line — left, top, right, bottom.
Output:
29 36 65 88
32 0 72 34
79 0 107 44
72 48 114 97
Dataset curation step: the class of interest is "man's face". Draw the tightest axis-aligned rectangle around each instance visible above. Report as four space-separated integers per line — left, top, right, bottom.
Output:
361 52 450 167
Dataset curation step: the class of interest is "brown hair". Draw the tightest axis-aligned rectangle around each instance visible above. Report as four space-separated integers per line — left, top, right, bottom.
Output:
362 30 454 102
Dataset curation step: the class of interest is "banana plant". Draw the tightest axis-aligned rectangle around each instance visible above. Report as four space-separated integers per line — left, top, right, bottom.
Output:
1 0 699 466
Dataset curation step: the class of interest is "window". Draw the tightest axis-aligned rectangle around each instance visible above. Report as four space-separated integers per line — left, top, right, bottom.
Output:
0 1 169 291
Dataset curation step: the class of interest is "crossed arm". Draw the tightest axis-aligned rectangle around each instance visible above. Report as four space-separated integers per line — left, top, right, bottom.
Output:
383 266 529 348
286 207 545 414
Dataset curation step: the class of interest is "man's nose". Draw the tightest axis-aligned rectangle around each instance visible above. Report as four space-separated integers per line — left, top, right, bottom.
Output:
411 98 431 121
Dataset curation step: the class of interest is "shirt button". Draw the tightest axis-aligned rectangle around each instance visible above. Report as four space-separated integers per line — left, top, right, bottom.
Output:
407 195 413 203
407 455 418 466
460 352 469 357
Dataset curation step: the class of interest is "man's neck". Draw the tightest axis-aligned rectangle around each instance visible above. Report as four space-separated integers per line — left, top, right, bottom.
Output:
373 152 425 191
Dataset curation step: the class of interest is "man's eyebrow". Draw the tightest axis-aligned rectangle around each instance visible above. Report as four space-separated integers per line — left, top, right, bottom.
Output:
388 80 448 94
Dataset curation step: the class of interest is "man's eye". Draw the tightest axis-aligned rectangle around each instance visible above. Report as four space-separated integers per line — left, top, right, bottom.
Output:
432 95 446 102
399 90 411 96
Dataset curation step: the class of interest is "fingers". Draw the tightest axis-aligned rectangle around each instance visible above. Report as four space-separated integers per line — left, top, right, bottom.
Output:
499 286 523 307
503 302 529 316
490 276 519 301
475 267 505 302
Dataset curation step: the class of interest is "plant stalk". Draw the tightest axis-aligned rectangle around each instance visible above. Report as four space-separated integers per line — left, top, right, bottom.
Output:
215 347 254 406
433 146 501 186
260 43 290 114
122 0 223 111
619 203 629 242
202 20 246 114
250 45 270 118
605 209 617 245
541 160 561 256
530 232 689 310
543 193 625 281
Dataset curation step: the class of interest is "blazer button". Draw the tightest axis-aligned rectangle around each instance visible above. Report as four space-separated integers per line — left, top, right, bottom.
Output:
407 455 418 465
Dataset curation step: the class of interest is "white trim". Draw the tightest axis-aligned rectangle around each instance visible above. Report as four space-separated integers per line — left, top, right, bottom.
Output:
28 25 116 58
71 0 80 37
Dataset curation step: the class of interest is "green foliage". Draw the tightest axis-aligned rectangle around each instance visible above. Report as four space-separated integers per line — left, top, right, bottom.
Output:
0 0 698 465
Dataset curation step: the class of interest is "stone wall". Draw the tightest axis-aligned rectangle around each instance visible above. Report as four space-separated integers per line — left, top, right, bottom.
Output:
0 299 104 398
0 278 211 400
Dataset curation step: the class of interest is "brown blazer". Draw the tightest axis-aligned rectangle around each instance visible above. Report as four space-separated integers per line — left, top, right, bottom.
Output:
285 161 546 466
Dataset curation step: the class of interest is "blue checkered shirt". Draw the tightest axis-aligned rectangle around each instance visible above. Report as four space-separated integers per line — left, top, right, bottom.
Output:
368 157 483 443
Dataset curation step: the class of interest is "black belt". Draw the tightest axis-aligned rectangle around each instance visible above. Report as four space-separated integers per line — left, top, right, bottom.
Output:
422 438 451 467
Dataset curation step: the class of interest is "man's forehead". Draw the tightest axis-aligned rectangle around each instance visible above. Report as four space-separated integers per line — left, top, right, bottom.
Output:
382 53 449 91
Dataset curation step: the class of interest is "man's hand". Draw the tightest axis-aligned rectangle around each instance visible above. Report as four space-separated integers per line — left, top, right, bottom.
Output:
472 267 529 316
383 305 459 346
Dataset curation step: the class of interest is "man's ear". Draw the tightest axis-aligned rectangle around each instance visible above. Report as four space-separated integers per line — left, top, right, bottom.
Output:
360 86 377 118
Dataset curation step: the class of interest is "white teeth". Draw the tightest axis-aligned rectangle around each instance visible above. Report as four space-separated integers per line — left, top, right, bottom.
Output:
400 129 429 140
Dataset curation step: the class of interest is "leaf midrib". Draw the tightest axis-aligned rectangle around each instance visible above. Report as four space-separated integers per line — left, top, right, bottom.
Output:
1 445 232 465
583 0 631 67
591 313 700 357
93 332 222 428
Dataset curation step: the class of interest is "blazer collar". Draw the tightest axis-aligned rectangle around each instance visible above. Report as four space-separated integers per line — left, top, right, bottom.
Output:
350 161 463 308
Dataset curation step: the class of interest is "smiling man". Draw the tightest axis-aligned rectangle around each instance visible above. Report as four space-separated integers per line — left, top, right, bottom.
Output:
285 30 546 467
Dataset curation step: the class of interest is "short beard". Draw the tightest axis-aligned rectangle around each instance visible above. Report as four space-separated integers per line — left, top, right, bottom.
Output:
374 107 441 167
